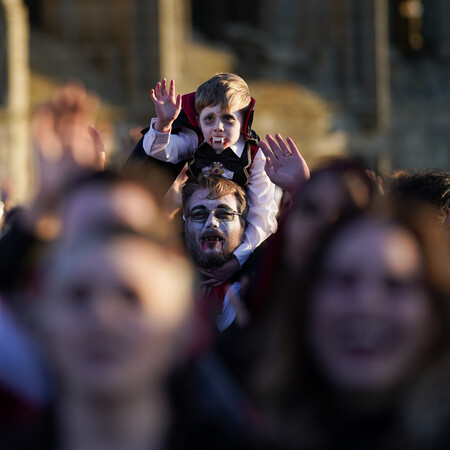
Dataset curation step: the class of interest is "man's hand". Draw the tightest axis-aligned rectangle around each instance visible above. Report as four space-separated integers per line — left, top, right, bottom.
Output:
197 256 241 287
151 78 182 133
259 133 310 195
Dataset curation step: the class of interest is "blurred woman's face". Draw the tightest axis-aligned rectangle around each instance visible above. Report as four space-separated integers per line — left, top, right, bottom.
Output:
308 219 435 395
39 236 193 399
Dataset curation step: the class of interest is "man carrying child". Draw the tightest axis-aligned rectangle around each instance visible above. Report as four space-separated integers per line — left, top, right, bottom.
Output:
127 73 279 285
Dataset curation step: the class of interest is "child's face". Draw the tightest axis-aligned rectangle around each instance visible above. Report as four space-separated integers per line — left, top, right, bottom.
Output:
198 104 244 151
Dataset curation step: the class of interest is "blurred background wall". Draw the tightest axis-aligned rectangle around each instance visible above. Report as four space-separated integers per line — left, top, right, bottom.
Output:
1 0 449 200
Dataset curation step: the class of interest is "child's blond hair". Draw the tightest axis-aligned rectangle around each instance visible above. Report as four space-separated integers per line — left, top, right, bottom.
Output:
195 73 251 114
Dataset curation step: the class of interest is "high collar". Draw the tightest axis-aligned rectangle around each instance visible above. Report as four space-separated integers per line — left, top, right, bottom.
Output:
220 135 246 158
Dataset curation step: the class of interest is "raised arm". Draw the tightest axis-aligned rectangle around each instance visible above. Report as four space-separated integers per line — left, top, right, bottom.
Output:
151 78 182 133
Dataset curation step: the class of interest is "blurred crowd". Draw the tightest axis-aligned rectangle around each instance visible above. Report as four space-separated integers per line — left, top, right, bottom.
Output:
0 83 449 450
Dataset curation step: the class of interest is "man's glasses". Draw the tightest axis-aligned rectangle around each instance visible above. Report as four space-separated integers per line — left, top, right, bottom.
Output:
185 207 242 223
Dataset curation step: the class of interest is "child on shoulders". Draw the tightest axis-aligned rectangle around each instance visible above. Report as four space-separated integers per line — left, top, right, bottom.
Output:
130 73 279 283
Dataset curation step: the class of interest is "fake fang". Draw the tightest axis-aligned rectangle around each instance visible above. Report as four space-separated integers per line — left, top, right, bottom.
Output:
201 236 224 252
211 137 227 146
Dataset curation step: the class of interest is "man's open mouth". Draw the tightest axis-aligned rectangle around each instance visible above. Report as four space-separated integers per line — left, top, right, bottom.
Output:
200 234 225 251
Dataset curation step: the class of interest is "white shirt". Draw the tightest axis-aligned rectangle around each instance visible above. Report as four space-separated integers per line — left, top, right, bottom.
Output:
216 282 241 332
143 119 279 266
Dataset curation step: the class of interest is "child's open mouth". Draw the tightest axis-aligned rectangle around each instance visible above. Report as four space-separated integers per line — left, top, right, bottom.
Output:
211 137 226 145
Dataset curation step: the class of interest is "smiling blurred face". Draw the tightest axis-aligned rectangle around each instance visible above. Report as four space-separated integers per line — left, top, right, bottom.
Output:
184 188 244 268
308 219 435 396
39 236 193 399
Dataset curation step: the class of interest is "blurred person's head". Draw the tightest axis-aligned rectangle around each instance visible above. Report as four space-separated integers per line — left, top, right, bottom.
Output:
181 176 247 269
255 198 450 447
283 158 381 274
34 227 194 402
33 165 171 244
307 215 440 398
0 167 173 307
33 170 193 399
59 168 171 246
264 198 450 409
389 169 450 245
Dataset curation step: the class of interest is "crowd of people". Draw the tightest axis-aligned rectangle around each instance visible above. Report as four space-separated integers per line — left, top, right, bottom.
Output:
0 76 449 449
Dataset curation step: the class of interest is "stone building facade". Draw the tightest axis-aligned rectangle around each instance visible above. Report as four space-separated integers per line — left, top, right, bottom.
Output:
0 0 29 201
192 0 450 171
1 0 449 200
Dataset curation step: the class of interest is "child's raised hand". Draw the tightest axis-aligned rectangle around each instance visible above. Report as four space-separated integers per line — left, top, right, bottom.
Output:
260 133 310 195
151 78 182 133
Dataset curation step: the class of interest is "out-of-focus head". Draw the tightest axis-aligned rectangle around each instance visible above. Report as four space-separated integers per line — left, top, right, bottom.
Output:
283 158 380 273
0 166 173 303
32 167 195 400
32 165 171 248
309 219 432 395
182 176 247 269
36 227 194 400
389 169 450 246
257 198 450 450
301 200 450 399
60 169 169 246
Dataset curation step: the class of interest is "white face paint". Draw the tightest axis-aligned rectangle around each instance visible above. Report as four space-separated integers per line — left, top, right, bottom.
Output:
198 104 244 152
184 189 244 268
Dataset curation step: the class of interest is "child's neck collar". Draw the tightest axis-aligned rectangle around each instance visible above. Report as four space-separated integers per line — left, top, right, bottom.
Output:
213 135 245 156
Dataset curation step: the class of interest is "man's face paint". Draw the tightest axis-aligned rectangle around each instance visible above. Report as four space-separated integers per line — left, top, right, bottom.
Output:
184 188 244 268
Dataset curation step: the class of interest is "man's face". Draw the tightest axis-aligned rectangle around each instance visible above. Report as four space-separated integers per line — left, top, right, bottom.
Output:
198 104 244 151
184 188 245 268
